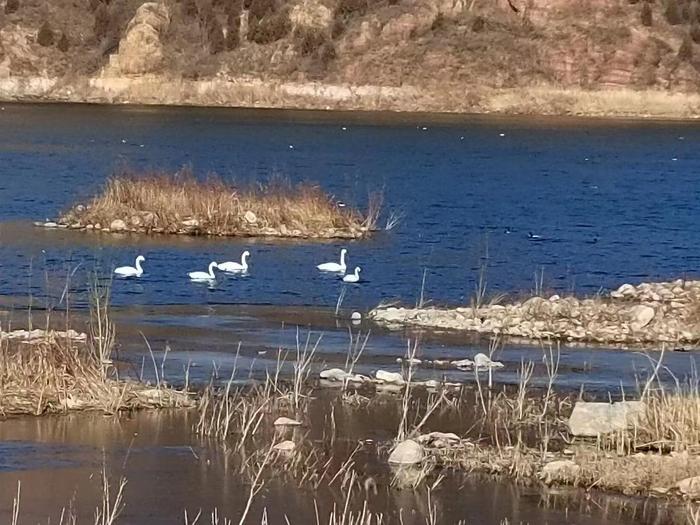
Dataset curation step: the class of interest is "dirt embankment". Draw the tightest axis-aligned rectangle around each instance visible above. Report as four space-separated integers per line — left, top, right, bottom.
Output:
2 0 700 117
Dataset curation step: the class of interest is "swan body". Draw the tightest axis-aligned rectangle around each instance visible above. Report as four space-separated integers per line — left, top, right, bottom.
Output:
318 248 347 272
342 267 361 283
189 262 218 281
219 251 250 273
114 255 145 277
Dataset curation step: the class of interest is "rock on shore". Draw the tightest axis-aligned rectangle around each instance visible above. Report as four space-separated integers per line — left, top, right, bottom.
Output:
369 279 700 347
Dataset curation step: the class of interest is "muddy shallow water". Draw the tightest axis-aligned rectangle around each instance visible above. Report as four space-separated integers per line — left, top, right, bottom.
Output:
1 301 696 393
0 408 682 525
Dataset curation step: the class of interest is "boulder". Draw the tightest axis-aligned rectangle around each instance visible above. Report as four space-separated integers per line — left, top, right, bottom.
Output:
289 0 333 30
611 283 637 299
473 353 504 369
540 460 580 484
108 3 170 75
567 400 645 437
417 431 460 447
273 416 302 427
109 219 127 232
451 358 474 370
273 440 296 452
627 305 655 330
376 370 405 384
319 368 368 383
676 476 700 499
388 439 424 465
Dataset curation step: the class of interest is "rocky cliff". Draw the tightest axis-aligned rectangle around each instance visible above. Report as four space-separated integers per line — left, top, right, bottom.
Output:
1 0 700 117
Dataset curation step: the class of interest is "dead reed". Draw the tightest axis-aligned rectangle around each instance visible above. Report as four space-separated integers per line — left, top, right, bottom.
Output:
0 280 192 416
59 168 380 239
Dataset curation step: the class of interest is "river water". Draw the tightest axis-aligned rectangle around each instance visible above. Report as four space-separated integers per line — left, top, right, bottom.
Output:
1 104 699 524
1 103 700 310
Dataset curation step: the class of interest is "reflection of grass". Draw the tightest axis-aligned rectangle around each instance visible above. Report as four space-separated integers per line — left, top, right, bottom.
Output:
60 167 379 239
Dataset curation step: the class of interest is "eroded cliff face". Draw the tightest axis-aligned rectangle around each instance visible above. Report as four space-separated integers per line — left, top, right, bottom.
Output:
0 0 699 116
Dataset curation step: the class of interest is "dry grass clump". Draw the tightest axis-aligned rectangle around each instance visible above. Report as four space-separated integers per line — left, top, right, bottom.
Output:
59 168 379 239
0 279 191 416
0 334 191 416
635 389 700 452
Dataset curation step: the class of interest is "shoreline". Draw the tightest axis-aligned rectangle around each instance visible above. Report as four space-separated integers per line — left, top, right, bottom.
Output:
369 279 700 350
3 75 700 120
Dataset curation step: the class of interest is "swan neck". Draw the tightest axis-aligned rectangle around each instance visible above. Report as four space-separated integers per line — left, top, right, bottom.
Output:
340 251 346 267
241 253 248 268
135 257 143 273
208 262 216 277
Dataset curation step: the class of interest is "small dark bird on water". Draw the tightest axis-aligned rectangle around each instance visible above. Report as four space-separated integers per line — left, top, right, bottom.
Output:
528 232 542 240
504 227 512 234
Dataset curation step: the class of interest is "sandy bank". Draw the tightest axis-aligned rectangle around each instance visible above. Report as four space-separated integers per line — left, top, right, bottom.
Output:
2 75 700 119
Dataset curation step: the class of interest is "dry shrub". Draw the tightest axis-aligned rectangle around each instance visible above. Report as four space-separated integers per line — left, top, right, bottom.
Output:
294 26 328 56
60 167 378 238
208 17 225 54
37 21 54 47
4 0 19 14
0 334 190 415
249 0 275 20
642 2 653 26
679 33 694 60
248 10 291 44
57 32 70 52
666 0 682 24
692 23 700 42
635 388 700 452
94 3 111 39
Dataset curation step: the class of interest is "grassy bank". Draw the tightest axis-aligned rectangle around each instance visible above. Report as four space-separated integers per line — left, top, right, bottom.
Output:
56 168 379 239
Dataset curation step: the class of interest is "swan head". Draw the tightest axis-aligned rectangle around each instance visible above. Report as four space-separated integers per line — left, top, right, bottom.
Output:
355 267 361 273
341 248 347 255
136 255 146 263
242 250 250 258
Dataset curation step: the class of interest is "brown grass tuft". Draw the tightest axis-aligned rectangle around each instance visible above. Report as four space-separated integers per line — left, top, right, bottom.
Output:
0 332 191 415
60 167 378 239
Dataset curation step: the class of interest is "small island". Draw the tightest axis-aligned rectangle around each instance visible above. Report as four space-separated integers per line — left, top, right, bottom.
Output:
48 168 379 239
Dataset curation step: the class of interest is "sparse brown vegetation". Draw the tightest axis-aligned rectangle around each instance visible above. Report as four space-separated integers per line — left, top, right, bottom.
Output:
679 33 694 59
667 0 683 24
4 0 18 14
0 285 191 416
57 31 70 52
36 20 53 47
58 167 379 239
642 2 653 26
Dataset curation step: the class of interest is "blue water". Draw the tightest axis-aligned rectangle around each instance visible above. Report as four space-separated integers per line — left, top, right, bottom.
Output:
1 103 700 309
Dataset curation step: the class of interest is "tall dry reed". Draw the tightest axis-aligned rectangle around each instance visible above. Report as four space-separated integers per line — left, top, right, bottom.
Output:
61 168 379 239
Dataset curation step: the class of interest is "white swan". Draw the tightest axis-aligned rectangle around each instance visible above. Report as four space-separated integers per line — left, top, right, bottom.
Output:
188 262 218 281
218 250 250 273
114 255 145 277
342 267 361 283
318 248 347 272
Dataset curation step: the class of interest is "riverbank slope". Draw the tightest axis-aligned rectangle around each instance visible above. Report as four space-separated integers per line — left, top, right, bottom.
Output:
3 0 700 117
